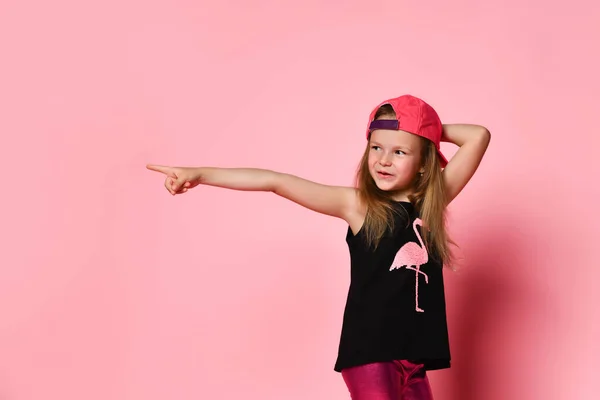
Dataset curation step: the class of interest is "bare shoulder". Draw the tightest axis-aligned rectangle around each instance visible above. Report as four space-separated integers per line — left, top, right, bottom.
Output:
272 174 364 226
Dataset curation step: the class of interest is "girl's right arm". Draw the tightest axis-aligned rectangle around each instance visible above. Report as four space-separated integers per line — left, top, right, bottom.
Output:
146 165 359 222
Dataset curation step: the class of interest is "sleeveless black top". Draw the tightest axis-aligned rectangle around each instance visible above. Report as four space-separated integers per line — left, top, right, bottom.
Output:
334 201 451 372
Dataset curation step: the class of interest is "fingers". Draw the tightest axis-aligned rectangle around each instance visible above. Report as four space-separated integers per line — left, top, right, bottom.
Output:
150 164 192 195
165 177 175 194
171 185 188 195
171 177 186 193
165 176 190 195
146 164 176 178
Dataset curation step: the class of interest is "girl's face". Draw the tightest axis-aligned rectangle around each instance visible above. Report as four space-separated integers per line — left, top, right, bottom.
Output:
367 128 424 199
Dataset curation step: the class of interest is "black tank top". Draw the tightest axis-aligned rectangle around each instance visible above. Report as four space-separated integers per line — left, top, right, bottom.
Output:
334 201 451 372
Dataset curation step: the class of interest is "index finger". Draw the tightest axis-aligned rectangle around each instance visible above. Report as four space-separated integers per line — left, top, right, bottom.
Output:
146 164 175 177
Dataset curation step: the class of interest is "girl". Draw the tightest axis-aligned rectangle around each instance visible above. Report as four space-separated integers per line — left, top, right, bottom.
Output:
147 94 490 400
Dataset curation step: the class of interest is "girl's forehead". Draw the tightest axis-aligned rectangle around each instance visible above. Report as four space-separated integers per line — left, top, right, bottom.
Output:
370 129 421 146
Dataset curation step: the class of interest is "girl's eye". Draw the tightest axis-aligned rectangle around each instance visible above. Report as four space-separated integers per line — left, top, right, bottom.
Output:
395 150 405 155
371 146 380 151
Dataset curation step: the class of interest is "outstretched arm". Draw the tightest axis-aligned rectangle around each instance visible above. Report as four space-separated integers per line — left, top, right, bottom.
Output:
441 124 491 204
146 165 358 221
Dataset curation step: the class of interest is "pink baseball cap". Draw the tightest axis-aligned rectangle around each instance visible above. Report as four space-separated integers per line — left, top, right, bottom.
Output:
366 94 448 167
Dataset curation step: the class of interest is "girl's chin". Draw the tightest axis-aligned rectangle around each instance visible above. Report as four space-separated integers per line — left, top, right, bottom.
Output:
373 179 411 194
371 173 412 192
375 182 403 192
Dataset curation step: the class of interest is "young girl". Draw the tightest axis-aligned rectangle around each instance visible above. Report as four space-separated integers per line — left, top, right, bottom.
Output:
147 94 490 400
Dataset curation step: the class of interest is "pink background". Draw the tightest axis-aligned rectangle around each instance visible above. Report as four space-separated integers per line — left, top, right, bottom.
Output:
1 0 598 399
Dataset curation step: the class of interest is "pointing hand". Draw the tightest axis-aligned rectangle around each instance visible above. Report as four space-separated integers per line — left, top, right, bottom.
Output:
146 164 202 195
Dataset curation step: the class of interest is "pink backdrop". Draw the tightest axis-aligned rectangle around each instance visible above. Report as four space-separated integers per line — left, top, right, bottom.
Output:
1 0 598 399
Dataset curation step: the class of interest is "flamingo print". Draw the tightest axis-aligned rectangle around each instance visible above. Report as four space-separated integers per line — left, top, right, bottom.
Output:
389 218 429 312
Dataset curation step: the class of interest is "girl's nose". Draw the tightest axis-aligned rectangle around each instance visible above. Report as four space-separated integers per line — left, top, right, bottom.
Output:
379 153 392 166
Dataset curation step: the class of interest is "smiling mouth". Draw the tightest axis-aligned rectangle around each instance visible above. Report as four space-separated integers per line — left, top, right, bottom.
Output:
377 171 393 177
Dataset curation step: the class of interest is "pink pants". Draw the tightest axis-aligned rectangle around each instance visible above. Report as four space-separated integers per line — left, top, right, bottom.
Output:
341 360 434 400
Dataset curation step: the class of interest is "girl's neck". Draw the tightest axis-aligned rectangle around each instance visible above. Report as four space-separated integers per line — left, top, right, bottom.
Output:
390 188 415 203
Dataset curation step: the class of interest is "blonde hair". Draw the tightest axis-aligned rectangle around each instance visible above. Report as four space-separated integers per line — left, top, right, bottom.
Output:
355 105 455 267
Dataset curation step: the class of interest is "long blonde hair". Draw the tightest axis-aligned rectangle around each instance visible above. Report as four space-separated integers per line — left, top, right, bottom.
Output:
355 105 455 267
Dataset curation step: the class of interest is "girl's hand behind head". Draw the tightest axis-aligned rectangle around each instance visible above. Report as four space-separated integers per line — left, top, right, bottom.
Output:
146 164 202 196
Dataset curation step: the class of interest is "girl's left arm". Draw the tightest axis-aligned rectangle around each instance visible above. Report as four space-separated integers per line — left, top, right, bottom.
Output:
441 124 491 204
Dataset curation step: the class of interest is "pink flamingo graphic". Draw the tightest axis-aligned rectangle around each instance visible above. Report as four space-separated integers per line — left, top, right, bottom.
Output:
389 218 429 312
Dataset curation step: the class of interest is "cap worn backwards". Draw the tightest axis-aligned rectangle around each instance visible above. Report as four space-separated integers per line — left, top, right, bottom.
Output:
366 94 448 167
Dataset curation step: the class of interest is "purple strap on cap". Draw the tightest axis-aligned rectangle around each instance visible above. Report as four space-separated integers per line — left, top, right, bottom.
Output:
368 119 399 132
